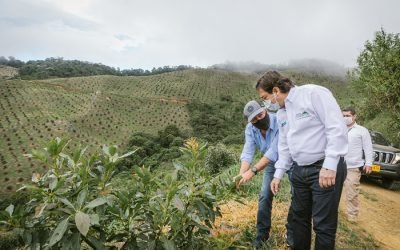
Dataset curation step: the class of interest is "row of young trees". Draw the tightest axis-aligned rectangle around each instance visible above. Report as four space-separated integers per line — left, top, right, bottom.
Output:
0 56 194 79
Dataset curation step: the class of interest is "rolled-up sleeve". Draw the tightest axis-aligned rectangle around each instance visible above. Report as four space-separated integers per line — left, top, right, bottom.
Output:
263 129 278 162
240 124 256 164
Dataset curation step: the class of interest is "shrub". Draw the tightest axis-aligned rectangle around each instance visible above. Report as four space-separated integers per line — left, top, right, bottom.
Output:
0 137 240 249
205 143 236 175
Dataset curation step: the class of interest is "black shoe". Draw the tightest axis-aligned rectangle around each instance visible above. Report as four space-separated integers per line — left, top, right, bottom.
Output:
285 234 294 248
253 235 269 249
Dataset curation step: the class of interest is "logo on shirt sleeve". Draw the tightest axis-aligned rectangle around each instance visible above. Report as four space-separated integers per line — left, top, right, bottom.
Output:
281 120 287 127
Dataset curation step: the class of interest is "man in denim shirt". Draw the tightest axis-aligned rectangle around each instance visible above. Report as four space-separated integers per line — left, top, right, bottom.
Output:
238 100 292 248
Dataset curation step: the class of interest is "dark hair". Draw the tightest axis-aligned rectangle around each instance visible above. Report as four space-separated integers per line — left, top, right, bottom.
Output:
255 71 294 93
342 107 356 115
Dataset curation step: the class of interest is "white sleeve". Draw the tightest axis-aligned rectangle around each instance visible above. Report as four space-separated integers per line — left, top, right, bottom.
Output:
311 88 348 171
362 128 374 166
273 111 293 179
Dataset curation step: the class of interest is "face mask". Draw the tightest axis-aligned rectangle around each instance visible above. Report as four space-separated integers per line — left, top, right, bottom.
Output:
253 113 270 130
344 117 353 126
263 93 280 112
263 100 280 112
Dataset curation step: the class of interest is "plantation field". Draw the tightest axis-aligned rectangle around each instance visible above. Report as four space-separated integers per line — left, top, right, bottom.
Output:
0 69 353 193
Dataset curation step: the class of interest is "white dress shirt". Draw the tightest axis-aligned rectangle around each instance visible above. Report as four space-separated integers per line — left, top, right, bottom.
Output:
274 84 348 179
345 123 373 168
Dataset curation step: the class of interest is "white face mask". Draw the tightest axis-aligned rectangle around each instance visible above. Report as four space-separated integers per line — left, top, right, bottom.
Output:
263 93 280 112
263 100 280 112
344 117 353 126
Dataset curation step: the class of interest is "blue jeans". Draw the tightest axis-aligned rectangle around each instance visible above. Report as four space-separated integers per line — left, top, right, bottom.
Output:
256 164 294 241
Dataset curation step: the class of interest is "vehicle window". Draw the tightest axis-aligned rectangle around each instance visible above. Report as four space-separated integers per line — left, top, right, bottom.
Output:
369 131 391 146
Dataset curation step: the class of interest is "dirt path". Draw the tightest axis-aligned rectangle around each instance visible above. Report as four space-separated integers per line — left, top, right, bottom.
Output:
340 179 400 250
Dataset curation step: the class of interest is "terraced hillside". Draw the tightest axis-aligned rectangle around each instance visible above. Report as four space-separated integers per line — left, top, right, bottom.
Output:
0 69 262 192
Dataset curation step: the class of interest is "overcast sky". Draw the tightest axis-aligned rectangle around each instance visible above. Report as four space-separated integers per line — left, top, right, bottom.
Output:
0 0 399 69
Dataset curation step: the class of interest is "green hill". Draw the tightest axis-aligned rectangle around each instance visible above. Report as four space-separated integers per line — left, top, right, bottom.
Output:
0 69 353 193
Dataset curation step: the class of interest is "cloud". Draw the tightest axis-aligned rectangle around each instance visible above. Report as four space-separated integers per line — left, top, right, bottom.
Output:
0 0 399 69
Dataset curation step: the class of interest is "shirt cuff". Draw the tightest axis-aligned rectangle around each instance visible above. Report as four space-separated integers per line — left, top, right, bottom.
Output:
273 169 286 179
323 156 339 172
240 156 252 164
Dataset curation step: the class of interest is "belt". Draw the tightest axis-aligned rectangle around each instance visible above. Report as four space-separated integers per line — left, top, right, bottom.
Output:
293 158 324 167
293 157 344 168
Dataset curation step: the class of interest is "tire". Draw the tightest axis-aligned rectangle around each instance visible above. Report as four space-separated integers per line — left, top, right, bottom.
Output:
382 178 400 190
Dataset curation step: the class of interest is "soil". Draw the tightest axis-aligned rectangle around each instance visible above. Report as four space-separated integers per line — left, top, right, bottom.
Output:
340 178 400 250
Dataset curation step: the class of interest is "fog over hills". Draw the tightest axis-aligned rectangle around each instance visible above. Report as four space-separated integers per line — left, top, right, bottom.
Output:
211 58 347 77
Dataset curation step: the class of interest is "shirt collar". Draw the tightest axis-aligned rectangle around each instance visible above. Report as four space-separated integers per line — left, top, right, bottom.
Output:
285 85 298 103
348 122 358 129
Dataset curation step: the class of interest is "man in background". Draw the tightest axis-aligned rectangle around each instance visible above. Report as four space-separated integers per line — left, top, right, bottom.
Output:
342 107 373 222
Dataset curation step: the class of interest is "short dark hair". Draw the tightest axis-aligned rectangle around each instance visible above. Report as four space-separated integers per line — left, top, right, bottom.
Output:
342 107 356 115
255 71 294 93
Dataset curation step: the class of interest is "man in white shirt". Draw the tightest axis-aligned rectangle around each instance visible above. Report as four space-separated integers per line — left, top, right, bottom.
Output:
342 107 373 222
256 71 348 250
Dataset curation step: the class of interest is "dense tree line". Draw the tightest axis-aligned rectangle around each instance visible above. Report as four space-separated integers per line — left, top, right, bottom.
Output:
187 95 246 144
350 28 400 145
0 56 194 79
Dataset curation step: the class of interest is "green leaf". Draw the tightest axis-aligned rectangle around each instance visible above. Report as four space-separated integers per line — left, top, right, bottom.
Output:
49 175 58 191
77 188 88 209
22 230 32 245
173 197 185 212
49 216 70 247
118 149 137 159
75 211 90 236
59 198 75 211
5 204 14 216
89 214 99 226
31 149 47 162
162 239 176 250
61 232 80 250
109 145 117 156
85 236 106 250
84 197 107 209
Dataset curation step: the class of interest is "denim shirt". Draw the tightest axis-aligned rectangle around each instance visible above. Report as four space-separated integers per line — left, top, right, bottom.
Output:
240 113 279 165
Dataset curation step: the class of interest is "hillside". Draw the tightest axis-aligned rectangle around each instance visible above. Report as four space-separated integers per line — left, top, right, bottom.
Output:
0 69 353 193
0 66 18 80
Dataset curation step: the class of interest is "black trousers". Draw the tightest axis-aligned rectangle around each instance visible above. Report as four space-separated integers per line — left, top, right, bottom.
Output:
290 158 347 250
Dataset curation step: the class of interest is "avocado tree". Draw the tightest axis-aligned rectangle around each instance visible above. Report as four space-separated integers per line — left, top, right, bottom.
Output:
350 28 400 143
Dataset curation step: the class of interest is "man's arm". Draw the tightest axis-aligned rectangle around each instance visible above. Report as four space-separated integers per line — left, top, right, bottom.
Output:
310 88 348 188
240 156 271 185
239 124 256 174
271 111 292 194
362 127 373 174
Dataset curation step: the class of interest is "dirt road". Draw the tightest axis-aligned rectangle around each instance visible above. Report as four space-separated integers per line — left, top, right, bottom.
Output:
340 179 400 250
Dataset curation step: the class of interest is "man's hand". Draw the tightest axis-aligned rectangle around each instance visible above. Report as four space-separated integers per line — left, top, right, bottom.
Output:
363 165 372 174
270 177 281 195
319 168 336 188
238 170 255 186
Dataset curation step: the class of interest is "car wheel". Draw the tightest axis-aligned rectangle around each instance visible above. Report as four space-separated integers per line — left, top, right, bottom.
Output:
382 178 399 190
